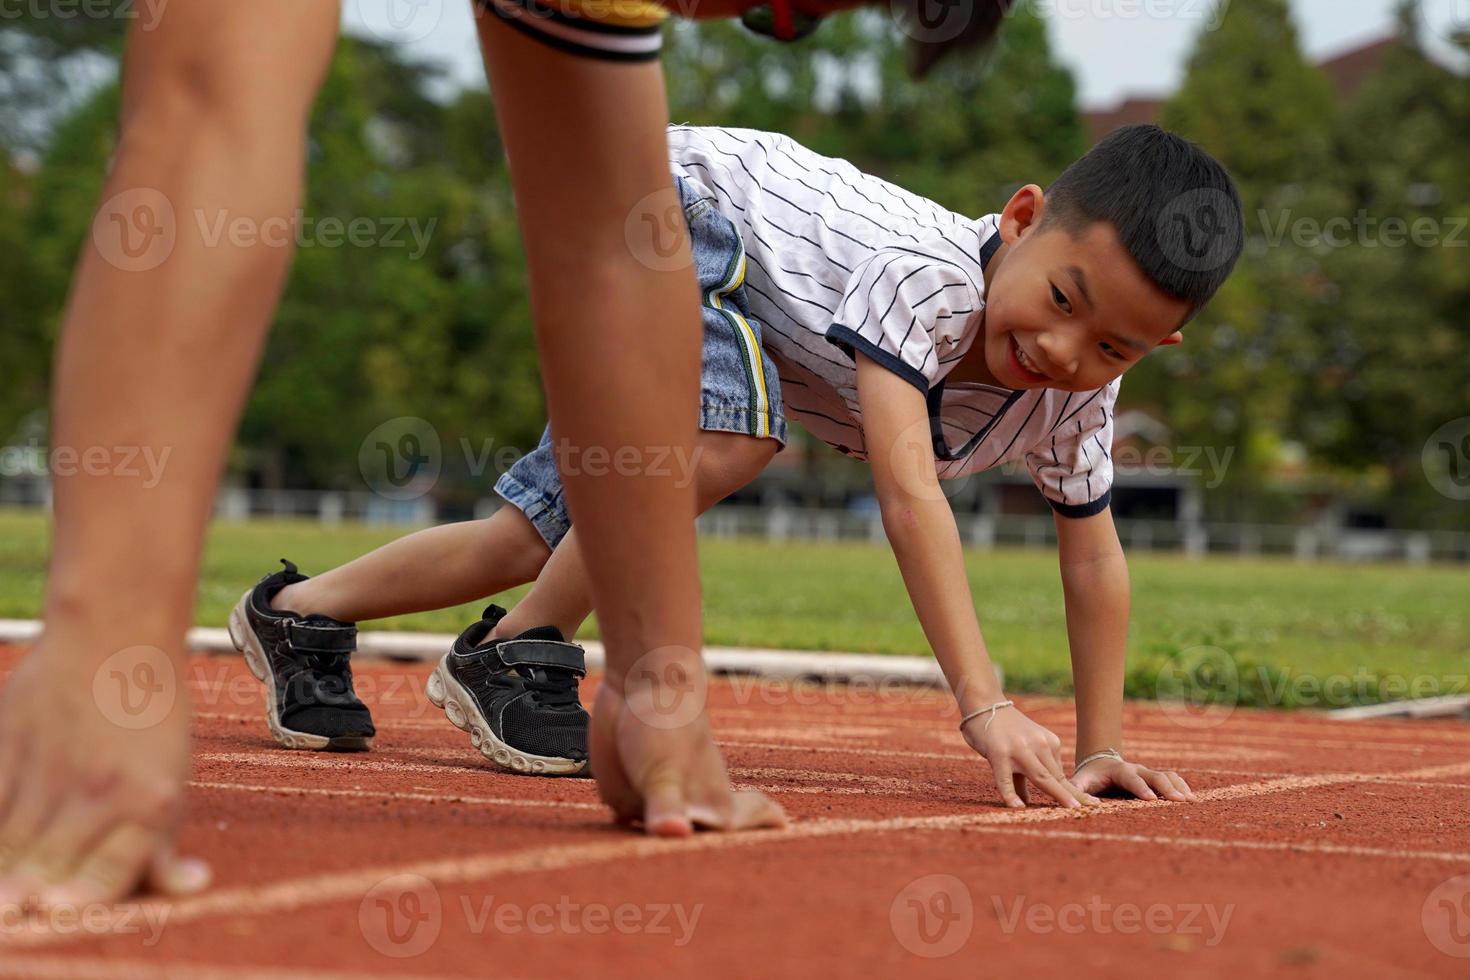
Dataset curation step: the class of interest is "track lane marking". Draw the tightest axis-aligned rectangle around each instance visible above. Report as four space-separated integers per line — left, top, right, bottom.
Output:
10 760 1470 949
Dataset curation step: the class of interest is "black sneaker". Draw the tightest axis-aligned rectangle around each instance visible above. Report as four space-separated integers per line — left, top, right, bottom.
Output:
227 560 376 752
425 605 589 776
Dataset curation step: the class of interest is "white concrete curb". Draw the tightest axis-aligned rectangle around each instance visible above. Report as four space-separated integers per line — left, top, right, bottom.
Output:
1327 694 1470 721
0 619 950 688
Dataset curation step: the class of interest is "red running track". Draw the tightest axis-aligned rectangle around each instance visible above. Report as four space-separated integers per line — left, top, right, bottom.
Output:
2 645 1469 979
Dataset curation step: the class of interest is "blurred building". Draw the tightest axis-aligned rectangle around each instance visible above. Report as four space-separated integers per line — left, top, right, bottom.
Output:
1083 35 1396 143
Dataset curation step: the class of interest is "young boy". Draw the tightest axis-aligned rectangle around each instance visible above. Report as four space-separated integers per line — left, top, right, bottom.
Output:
232 122 1238 808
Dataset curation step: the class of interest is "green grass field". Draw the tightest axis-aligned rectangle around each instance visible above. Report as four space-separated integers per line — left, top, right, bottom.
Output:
1 508 1465 706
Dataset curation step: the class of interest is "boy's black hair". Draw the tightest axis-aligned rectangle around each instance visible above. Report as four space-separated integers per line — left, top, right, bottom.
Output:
1042 124 1244 320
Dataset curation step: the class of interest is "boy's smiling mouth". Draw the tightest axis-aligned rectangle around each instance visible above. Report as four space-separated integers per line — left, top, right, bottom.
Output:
1007 333 1051 385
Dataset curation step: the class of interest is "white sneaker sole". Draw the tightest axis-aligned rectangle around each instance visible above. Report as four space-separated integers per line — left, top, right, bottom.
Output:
426 654 588 776
227 589 374 753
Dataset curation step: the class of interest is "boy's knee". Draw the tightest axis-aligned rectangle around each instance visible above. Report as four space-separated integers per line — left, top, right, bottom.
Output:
695 434 777 510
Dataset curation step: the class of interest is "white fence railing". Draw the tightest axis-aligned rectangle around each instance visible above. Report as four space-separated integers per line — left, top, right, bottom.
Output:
3 480 1467 564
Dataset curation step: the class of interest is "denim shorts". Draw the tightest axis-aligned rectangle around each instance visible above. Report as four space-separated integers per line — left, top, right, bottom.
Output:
494 176 787 549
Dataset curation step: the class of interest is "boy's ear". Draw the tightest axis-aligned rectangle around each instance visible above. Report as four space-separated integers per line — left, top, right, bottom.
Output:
1157 331 1184 347
999 184 1046 243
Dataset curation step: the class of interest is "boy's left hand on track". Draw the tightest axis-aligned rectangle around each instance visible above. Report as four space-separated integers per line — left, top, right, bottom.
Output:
1070 757 1198 803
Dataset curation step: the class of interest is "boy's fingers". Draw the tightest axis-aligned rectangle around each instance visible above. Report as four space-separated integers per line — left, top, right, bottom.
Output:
990 759 1024 808
1038 752 1099 806
1160 770 1196 802
1120 771 1158 801
1022 757 1080 808
1144 769 1187 802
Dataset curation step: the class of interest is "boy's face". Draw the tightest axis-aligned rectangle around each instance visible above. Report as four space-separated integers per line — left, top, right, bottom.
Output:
979 184 1192 393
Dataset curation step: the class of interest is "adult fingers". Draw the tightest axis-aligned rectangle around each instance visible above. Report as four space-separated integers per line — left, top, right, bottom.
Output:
641 776 693 838
34 823 161 909
720 790 788 832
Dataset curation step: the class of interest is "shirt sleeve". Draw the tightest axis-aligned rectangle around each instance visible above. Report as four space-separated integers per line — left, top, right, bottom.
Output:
825 250 980 393
1024 385 1119 519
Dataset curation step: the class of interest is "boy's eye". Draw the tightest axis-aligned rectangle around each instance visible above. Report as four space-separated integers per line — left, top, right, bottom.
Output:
1100 343 1127 361
1050 284 1072 313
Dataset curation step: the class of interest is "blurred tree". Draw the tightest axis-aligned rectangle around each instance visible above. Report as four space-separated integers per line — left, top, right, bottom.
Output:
1298 0 1470 528
241 38 545 502
0 148 48 440
1130 0 1339 519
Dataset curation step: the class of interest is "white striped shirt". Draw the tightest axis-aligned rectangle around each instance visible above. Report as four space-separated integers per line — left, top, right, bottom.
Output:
668 125 1117 517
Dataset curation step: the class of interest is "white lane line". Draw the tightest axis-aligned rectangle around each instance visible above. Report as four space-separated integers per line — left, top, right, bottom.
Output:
12 760 1470 950
196 752 491 779
0 955 459 980
957 825 1470 864
189 781 603 812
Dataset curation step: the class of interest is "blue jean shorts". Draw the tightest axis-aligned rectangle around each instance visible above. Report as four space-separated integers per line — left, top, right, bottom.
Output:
494 176 787 549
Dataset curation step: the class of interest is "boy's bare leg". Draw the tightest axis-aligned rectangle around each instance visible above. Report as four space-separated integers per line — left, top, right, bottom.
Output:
0 0 340 906
475 17 782 835
490 432 779 641
272 507 552 623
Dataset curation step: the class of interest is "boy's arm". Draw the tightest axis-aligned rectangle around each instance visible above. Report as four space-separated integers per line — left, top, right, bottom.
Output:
1055 508 1196 802
855 353 1094 809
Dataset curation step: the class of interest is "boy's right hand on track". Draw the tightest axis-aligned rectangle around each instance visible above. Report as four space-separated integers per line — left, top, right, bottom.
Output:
590 657 787 836
961 705 1101 810
0 639 210 908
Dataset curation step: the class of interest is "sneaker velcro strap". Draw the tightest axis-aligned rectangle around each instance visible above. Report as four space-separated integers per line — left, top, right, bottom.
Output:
285 620 358 653
497 639 586 675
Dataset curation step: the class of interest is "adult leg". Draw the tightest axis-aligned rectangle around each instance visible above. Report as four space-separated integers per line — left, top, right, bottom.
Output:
474 13 782 834
0 0 341 906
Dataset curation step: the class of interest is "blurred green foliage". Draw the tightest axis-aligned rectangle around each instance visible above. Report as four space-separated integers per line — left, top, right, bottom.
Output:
1 0 1466 527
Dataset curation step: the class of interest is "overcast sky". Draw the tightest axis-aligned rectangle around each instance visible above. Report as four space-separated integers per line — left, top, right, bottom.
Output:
343 0 1462 108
